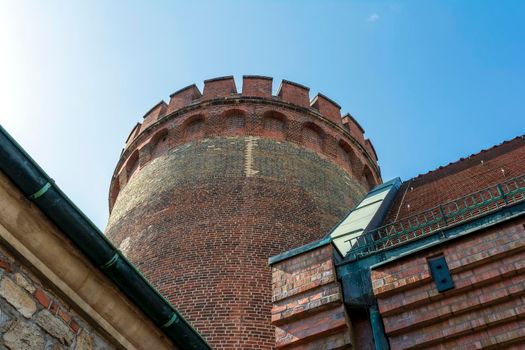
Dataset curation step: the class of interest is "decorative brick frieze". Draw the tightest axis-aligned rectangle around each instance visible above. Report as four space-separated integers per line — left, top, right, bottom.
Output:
109 76 381 211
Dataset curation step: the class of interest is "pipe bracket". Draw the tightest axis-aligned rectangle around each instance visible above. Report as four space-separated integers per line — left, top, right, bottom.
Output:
101 252 120 269
28 181 52 200
162 312 178 328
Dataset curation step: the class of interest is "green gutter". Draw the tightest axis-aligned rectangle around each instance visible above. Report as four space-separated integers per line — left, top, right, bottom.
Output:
0 125 211 350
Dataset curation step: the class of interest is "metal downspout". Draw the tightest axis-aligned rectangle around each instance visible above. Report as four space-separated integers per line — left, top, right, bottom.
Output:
0 125 211 350
370 304 390 350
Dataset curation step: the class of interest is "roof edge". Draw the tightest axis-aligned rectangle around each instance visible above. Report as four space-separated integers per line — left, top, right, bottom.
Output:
0 125 211 350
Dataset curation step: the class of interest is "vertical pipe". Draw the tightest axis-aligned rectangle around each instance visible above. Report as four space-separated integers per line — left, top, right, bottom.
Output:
370 304 390 350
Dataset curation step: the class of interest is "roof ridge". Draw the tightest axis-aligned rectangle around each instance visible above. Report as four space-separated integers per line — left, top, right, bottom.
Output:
408 134 525 183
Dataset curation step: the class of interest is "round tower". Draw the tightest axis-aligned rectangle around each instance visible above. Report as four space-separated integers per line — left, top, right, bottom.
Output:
105 75 381 349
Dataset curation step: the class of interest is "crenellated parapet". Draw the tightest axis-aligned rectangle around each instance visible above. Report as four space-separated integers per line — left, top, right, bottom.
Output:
106 75 384 348
110 75 381 211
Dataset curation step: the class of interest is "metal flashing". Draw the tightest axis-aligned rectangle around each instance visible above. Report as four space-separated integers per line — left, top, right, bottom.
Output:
341 200 525 273
268 236 332 266
346 173 525 261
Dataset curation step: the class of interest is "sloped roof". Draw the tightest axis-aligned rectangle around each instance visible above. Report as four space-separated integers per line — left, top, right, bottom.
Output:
384 135 525 224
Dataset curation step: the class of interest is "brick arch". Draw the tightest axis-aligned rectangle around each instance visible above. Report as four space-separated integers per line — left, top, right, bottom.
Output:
221 109 246 135
262 111 286 139
109 179 120 211
125 149 140 182
338 140 358 171
183 115 205 142
302 122 324 152
362 164 376 190
150 128 169 159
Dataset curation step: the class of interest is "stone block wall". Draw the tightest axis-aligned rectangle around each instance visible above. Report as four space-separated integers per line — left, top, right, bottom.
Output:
271 244 352 349
0 244 113 350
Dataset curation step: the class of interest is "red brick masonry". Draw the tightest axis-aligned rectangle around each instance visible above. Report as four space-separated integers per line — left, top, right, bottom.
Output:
372 217 525 349
106 76 381 349
110 75 381 209
271 244 352 349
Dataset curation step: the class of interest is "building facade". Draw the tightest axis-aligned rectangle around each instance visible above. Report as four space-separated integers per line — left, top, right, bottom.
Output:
270 134 525 348
0 75 524 349
105 76 380 349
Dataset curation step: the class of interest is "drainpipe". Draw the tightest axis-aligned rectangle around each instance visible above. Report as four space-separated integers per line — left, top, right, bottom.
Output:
370 304 390 350
0 125 211 350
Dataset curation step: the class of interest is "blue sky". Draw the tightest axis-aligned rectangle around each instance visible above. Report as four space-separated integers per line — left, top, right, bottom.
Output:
1 1 524 229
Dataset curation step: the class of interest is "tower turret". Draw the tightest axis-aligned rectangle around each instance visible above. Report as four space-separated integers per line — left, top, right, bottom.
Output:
105 75 381 349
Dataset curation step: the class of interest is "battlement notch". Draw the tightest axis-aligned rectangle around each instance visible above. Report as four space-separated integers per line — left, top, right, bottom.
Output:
202 76 237 100
242 75 273 98
310 93 342 126
167 84 201 114
342 113 365 145
142 101 167 129
276 80 310 108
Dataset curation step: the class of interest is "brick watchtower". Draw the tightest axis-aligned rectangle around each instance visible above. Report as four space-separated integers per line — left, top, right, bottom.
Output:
105 76 381 349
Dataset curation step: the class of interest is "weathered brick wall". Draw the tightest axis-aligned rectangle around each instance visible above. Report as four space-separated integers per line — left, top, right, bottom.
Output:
108 137 366 234
107 137 365 349
106 76 380 349
271 244 352 349
371 216 525 349
0 244 114 350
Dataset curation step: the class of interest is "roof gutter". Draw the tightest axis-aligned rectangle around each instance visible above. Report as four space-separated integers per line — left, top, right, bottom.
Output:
0 125 211 350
